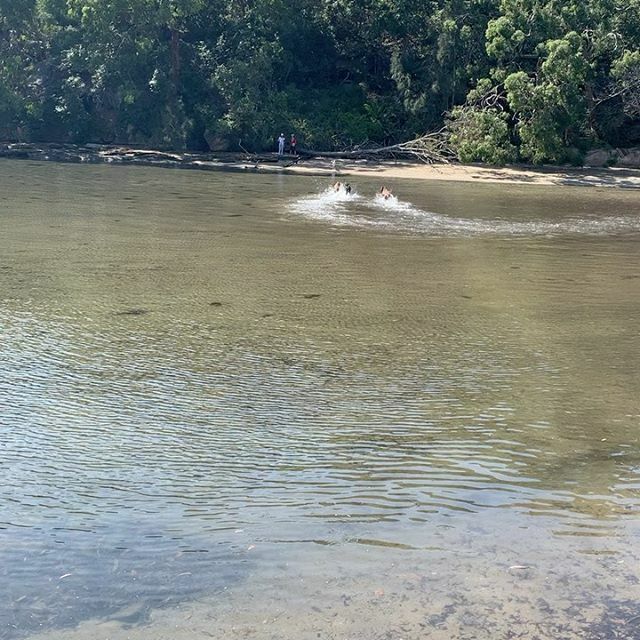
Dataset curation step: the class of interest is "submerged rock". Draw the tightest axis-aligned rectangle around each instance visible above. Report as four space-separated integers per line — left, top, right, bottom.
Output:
115 308 149 316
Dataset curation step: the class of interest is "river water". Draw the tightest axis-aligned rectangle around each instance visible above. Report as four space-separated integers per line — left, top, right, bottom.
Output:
1 160 640 640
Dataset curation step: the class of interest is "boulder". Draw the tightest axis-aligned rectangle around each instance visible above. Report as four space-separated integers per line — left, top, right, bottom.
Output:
584 149 612 166
617 148 640 168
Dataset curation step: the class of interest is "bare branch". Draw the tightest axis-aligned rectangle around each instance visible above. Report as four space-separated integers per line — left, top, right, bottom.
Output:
298 131 456 164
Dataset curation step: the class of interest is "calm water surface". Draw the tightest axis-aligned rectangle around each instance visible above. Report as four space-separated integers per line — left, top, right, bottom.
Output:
1 161 640 639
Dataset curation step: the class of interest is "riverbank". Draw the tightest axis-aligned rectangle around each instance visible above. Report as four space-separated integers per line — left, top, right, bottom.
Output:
2 142 640 189
293 158 640 189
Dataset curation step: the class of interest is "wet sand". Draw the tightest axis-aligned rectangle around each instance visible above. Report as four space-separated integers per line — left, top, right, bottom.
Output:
281 158 640 189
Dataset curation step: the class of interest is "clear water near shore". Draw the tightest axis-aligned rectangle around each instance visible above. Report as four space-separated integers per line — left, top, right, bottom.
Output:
1 161 640 640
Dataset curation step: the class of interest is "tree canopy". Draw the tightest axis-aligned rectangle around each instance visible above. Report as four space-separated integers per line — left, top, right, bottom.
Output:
1 0 638 163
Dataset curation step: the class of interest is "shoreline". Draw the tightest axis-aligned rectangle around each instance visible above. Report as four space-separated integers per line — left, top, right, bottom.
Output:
289 158 640 189
2 142 640 189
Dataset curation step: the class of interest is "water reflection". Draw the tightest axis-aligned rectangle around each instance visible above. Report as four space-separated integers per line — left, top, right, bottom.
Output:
1 162 639 639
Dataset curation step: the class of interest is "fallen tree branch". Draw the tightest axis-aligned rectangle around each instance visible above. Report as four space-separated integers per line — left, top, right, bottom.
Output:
298 131 455 164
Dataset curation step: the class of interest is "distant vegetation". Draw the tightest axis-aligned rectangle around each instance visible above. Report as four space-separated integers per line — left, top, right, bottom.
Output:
1 0 639 164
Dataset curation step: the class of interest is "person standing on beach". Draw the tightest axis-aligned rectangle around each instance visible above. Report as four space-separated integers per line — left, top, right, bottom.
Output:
277 133 285 155
289 133 297 155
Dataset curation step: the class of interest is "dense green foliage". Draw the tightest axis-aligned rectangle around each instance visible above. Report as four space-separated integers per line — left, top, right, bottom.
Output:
451 0 640 163
1 0 638 162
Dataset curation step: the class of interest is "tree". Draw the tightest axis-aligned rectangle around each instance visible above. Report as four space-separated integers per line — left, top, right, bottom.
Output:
448 0 640 163
0 0 637 156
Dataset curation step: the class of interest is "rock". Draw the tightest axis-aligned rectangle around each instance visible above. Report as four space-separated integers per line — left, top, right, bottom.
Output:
8 142 37 151
1 149 30 159
584 149 612 166
617 148 640 168
115 308 149 316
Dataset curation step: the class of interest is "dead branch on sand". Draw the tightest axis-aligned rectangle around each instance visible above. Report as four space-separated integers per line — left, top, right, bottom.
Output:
297 131 455 164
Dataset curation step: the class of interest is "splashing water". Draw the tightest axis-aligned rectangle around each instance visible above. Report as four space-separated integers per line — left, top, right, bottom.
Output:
290 186 393 229
372 193 401 208
289 187 640 236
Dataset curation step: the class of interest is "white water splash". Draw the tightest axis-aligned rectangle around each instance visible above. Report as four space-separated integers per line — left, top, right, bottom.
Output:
288 188 640 236
372 193 401 208
290 187 395 229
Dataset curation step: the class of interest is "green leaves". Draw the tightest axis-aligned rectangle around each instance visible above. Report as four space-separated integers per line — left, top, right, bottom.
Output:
0 0 637 155
450 0 640 164
449 106 518 164
610 50 640 117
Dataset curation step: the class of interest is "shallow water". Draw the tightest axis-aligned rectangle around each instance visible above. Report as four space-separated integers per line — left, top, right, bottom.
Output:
1 160 640 639
293 183 640 235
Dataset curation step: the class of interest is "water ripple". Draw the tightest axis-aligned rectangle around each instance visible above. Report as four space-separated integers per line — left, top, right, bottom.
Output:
2 166 640 639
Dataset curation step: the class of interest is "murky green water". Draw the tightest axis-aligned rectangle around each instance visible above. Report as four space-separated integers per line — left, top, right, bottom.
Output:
1 160 640 639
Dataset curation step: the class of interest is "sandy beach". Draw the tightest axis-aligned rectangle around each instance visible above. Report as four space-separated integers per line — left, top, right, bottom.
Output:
274 157 640 189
